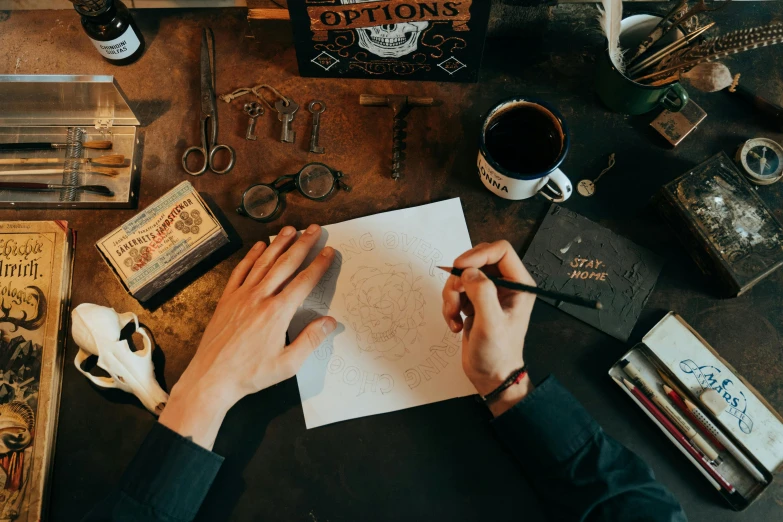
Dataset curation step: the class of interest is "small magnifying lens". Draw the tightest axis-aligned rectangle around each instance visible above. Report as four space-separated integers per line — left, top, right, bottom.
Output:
237 163 351 222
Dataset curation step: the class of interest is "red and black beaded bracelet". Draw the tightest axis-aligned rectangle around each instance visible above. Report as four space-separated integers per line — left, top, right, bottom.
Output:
481 366 528 404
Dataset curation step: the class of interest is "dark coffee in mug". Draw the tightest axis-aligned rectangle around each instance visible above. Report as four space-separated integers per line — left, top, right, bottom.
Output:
477 97 572 202
484 104 564 174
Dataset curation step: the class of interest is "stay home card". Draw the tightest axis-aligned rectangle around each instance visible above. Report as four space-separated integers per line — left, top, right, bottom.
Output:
287 1 491 82
522 205 664 342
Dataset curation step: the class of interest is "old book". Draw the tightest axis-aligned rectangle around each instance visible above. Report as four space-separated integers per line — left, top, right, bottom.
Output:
287 1 491 83
96 181 229 302
522 205 663 341
0 221 74 521
657 152 783 297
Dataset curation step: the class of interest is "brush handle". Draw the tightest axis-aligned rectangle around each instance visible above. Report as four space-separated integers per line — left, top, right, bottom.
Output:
0 143 67 152
0 158 88 166
0 169 67 176
0 182 52 190
731 85 783 131
446 267 601 309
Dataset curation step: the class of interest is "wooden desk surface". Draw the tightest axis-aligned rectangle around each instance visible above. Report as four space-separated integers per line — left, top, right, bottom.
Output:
1 3 782 521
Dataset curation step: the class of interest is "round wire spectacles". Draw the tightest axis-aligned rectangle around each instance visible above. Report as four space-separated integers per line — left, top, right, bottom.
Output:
236 163 351 222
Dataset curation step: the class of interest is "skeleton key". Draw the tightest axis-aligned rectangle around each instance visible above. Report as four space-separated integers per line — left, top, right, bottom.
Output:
308 100 326 154
243 102 263 141
275 99 299 144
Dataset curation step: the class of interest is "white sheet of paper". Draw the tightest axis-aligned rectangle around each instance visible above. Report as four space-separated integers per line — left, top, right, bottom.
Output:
286 198 475 428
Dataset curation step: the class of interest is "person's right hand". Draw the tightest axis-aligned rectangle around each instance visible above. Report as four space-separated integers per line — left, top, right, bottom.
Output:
441 241 537 416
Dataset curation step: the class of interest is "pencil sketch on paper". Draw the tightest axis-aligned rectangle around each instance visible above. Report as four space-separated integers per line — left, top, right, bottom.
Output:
344 263 425 361
290 198 477 428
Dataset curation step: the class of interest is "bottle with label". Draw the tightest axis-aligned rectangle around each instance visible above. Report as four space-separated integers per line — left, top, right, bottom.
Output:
71 0 145 66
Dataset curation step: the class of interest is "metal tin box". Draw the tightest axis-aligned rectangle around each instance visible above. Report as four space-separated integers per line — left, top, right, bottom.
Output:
610 313 783 509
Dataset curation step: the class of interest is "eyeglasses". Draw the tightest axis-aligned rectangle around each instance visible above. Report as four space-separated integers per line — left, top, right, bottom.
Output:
236 163 351 222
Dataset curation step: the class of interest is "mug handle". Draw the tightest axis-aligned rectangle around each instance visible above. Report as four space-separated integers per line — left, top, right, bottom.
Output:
660 83 689 112
540 168 573 203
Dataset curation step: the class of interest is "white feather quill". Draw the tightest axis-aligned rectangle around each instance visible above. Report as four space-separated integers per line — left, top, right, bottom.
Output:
597 0 625 72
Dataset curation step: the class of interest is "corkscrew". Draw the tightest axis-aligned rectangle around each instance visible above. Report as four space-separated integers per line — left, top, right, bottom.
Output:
360 94 437 180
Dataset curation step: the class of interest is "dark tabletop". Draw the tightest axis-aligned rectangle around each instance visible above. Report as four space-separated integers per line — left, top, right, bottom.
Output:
1 3 783 521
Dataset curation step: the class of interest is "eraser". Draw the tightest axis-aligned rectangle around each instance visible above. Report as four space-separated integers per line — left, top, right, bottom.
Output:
700 388 726 416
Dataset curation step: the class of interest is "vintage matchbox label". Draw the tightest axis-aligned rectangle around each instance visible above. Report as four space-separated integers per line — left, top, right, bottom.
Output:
97 182 223 294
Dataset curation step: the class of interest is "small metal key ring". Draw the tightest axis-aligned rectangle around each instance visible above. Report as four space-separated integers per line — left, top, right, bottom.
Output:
309 100 326 114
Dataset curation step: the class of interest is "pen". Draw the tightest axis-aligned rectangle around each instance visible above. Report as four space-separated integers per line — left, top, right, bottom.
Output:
663 384 726 452
683 397 769 484
621 378 735 493
621 361 720 462
437 266 602 310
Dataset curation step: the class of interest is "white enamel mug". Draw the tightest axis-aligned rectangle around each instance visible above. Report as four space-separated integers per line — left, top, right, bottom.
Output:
477 97 573 202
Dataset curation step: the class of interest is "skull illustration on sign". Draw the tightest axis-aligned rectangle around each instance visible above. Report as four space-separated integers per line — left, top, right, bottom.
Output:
340 0 429 58
72 304 168 415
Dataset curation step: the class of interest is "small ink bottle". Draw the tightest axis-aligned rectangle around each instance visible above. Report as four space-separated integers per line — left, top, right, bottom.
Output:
71 0 145 66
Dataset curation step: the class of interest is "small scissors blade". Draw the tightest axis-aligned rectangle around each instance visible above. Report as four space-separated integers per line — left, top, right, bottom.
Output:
199 28 217 118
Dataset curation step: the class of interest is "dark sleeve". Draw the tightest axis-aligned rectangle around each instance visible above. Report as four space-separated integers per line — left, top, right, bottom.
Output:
81 422 224 522
493 375 687 522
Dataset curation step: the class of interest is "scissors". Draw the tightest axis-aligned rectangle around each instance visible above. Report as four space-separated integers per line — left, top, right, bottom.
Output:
182 28 236 176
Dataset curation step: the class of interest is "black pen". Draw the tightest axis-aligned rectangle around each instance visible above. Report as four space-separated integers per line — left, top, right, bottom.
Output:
438 266 602 310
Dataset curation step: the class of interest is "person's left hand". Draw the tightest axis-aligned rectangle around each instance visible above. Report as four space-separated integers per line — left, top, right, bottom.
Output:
159 224 335 449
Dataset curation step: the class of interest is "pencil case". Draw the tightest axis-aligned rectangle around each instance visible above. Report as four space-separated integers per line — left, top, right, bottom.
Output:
609 312 783 510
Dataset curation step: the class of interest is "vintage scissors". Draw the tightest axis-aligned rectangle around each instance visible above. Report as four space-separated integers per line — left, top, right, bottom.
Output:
182 28 236 176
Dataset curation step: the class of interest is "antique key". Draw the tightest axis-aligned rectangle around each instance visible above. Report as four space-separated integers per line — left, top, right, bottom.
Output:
308 100 326 154
243 102 263 141
275 99 299 144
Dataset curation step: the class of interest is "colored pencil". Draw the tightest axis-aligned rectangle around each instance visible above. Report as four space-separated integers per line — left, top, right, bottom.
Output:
437 266 602 310
663 384 726 452
622 378 735 493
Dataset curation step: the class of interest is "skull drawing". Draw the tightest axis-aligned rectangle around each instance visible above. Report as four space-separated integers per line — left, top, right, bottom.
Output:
72 304 168 415
345 263 425 361
341 0 429 58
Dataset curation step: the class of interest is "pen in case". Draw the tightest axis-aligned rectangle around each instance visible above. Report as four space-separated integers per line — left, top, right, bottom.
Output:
622 361 720 462
620 378 735 493
663 384 726 452
683 397 769 484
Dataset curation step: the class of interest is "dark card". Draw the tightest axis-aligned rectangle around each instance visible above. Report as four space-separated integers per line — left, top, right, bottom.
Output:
522 205 664 341
287 1 491 82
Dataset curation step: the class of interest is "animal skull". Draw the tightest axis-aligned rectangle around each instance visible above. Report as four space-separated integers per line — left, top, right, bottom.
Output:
72 304 168 415
341 0 429 58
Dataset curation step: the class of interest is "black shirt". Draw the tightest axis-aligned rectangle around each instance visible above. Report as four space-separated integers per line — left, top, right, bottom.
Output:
82 376 686 522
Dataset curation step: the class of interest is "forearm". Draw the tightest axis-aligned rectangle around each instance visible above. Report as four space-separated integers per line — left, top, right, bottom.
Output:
158 379 233 451
492 376 686 522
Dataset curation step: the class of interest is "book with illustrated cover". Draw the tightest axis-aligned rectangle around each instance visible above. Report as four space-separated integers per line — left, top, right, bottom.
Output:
522 206 663 342
0 221 74 521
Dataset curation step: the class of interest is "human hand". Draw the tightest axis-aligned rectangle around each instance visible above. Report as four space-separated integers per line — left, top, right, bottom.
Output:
159 224 336 449
441 241 536 416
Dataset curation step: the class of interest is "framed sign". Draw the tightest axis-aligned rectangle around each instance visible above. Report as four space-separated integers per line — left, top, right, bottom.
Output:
288 1 492 82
